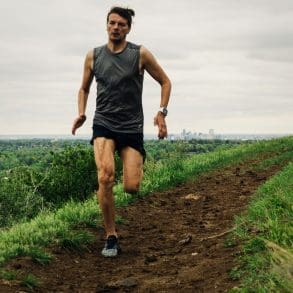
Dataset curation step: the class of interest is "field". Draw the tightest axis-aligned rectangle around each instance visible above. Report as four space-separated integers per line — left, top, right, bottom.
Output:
0 137 292 291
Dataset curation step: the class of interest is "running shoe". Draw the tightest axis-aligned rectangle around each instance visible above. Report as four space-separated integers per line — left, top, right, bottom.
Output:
101 235 121 257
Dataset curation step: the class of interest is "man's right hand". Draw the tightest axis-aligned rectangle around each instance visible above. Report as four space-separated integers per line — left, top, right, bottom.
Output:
72 115 86 135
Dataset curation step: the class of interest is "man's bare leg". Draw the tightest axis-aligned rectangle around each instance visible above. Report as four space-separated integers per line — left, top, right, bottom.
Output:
121 147 143 194
93 137 117 237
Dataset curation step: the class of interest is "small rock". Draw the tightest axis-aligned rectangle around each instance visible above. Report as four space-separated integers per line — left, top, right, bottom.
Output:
106 277 138 289
179 235 192 245
119 277 138 288
184 194 201 200
144 254 157 263
191 252 198 256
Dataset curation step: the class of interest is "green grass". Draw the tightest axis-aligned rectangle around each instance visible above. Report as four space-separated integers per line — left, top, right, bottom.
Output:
230 162 293 292
0 269 18 281
21 273 40 290
28 247 53 265
251 150 293 172
58 230 95 252
0 137 292 267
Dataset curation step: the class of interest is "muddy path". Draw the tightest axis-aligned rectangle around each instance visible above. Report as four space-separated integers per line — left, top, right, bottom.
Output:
1 158 286 292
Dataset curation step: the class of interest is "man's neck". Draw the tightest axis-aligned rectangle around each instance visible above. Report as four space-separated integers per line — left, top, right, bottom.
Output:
107 40 128 53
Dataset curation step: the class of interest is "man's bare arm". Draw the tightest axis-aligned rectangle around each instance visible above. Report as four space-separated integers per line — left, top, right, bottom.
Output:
140 46 171 139
72 50 94 135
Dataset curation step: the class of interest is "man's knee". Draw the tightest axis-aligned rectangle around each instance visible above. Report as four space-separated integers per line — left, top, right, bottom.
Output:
98 167 115 187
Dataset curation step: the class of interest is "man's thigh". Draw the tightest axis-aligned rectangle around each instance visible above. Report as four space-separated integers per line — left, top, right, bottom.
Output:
93 137 116 174
120 146 143 192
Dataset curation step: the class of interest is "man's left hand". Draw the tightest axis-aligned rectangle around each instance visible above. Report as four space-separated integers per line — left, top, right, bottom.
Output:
154 112 168 139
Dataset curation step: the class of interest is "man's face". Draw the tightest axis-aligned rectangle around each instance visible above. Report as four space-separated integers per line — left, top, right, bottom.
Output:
107 13 130 43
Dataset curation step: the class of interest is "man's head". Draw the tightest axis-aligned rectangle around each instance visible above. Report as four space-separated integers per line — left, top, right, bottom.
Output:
107 7 135 28
107 7 135 43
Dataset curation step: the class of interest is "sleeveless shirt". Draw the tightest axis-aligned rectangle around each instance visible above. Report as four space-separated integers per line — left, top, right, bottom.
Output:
93 42 144 133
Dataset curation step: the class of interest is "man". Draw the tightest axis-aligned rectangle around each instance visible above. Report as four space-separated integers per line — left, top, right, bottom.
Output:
72 6 171 257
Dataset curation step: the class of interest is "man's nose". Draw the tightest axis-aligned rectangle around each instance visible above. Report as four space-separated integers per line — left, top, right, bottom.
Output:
113 23 119 29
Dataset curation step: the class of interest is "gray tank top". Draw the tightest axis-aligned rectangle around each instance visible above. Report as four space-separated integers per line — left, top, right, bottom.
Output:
93 42 144 133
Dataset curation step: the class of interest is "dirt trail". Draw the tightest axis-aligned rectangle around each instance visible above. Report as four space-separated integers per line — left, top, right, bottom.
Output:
1 158 285 292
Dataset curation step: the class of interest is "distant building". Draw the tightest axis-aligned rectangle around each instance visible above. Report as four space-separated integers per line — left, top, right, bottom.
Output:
208 129 215 139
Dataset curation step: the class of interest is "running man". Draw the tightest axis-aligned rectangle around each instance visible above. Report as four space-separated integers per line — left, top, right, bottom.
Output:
72 6 171 257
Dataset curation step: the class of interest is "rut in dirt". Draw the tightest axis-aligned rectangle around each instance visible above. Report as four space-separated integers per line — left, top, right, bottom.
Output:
1 158 285 292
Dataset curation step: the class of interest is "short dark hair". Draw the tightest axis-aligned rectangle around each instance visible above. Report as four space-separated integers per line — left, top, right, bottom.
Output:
107 7 135 28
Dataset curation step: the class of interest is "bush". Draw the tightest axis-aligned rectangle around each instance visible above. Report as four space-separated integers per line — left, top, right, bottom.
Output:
0 167 44 227
38 145 97 204
0 145 99 227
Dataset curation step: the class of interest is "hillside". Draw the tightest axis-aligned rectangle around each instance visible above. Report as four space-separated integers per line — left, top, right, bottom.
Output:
0 137 292 292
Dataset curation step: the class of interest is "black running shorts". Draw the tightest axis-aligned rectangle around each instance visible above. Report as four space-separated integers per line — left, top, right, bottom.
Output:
90 124 146 162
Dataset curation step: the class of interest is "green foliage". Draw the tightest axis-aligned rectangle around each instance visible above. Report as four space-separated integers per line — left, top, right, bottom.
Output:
57 230 95 252
231 162 293 292
0 145 97 227
0 138 242 228
38 145 97 204
144 139 242 161
0 136 292 268
0 166 44 227
0 269 18 280
252 151 293 171
0 196 99 266
21 273 40 289
28 247 53 265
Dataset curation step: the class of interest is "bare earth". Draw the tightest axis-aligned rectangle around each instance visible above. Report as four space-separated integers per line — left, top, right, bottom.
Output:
1 158 284 292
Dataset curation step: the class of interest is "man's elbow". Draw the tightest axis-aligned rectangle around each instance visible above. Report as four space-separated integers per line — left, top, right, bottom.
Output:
79 87 90 96
163 77 172 91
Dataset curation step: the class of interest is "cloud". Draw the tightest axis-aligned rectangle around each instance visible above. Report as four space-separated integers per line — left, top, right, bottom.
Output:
0 0 292 135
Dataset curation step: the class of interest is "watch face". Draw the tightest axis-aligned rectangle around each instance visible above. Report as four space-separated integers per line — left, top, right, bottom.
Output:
163 108 168 116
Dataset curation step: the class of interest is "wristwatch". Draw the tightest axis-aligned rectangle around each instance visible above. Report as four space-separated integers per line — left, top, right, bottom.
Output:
158 107 168 117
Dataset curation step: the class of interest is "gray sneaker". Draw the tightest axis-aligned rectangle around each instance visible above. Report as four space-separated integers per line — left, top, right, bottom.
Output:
101 235 121 257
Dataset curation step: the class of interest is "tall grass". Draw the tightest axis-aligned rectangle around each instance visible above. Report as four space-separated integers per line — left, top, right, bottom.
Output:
230 162 293 292
0 137 292 266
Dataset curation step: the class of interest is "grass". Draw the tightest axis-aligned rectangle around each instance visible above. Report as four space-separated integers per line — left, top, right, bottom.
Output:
58 230 95 252
230 162 293 292
21 273 40 290
0 136 292 268
28 247 53 265
251 150 293 172
0 269 18 281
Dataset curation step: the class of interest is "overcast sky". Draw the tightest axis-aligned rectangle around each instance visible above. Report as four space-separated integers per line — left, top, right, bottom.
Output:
0 0 292 136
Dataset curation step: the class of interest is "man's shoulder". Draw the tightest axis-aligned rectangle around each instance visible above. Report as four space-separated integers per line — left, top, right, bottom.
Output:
93 44 107 53
127 42 142 51
94 44 107 50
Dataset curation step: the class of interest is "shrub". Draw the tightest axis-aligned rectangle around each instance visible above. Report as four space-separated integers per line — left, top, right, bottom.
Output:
0 167 44 227
38 145 97 204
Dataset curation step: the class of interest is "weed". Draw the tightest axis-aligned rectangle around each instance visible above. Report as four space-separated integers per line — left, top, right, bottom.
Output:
21 273 40 289
0 269 18 280
224 235 237 248
229 267 241 281
243 238 266 254
115 215 125 225
58 230 95 252
28 247 53 265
